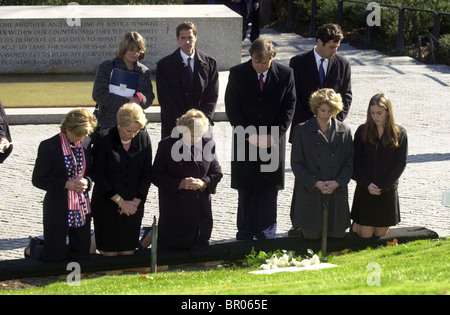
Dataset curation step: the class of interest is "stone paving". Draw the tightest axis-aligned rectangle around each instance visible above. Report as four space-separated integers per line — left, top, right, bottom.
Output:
1 29 449 261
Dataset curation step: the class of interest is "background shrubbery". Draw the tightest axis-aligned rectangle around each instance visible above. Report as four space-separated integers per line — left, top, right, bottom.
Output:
269 0 450 65
0 0 183 4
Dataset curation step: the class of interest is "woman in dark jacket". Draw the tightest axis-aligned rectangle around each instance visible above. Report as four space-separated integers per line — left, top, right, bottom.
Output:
290 88 353 239
91 103 152 256
26 108 97 261
92 31 155 131
152 109 222 251
351 93 408 238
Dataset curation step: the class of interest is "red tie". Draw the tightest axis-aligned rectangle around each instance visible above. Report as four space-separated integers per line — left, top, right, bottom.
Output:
259 73 264 91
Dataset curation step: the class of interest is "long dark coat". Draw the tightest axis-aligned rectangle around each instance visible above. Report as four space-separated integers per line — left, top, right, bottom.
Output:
32 134 93 226
289 49 352 141
225 59 296 191
152 136 223 250
156 48 219 138
0 100 12 163
290 117 353 231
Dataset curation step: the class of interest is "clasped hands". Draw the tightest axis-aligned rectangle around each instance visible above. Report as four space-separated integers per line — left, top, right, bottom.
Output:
315 180 340 194
247 134 275 149
179 177 206 191
368 183 382 196
66 176 88 194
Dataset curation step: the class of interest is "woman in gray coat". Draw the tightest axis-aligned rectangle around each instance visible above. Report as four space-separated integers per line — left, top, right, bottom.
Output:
290 88 353 239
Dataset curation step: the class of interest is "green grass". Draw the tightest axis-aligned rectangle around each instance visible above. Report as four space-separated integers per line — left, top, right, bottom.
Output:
0 74 158 107
1 238 449 295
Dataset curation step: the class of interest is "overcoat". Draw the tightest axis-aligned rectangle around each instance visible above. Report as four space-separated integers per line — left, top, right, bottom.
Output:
156 48 219 138
290 117 353 231
0 100 12 163
92 58 155 130
225 59 296 191
152 136 223 250
32 134 93 226
289 49 352 141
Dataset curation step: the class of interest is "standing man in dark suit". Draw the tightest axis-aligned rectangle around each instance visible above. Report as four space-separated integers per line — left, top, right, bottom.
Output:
225 38 296 240
156 21 219 139
289 23 352 142
288 23 352 236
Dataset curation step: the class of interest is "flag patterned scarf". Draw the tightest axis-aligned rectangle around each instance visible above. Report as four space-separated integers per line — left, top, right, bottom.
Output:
60 133 91 228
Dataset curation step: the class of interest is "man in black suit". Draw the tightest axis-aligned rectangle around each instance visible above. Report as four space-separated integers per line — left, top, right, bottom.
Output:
289 23 352 142
288 23 352 236
156 21 219 138
225 38 296 240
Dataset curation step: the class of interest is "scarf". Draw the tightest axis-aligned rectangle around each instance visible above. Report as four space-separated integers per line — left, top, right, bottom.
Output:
60 133 91 228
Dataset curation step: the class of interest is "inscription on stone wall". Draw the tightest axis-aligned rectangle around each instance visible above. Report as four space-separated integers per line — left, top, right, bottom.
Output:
0 19 162 73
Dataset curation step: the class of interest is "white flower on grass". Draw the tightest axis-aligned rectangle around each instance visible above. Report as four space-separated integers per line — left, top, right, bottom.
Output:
310 254 320 265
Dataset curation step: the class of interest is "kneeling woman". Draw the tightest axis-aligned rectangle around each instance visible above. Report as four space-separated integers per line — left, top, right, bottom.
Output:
152 109 223 251
91 103 152 256
27 108 97 261
351 93 407 238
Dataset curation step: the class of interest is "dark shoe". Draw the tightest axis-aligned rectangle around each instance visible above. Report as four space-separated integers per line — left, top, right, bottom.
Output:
288 226 302 237
139 226 152 244
24 236 40 258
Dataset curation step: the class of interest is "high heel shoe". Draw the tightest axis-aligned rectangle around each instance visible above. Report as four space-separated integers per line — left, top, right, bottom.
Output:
24 236 41 258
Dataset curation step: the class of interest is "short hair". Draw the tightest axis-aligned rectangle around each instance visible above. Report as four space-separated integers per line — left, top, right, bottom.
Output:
176 109 209 135
309 88 344 117
316 23 344 45
117 103 147 129
115 31 146 61
60 108 97 137
249 37 276 61
176 21 198 37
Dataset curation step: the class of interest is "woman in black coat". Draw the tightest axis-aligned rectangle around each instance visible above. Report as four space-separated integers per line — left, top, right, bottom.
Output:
351 93 408 238
91 103 152 256
26 108 97 261
152 109 222 251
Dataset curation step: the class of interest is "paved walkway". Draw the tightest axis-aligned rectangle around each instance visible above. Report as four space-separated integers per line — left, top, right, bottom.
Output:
1 29 449 260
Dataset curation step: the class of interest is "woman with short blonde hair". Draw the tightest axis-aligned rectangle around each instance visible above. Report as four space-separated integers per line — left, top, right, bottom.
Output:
309 88 343 117
115 31 147 61
117 102 147 129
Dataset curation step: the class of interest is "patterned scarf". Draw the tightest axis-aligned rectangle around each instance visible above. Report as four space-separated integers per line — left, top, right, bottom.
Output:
59 133 91 228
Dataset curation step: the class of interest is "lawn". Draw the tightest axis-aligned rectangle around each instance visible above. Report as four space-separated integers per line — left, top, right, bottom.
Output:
0 74 158 107
1 238 448 296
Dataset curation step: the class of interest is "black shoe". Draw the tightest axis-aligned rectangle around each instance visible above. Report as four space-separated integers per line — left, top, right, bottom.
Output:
288 226 302 237
24 236 40 258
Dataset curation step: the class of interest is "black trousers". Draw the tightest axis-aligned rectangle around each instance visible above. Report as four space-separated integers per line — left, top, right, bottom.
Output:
31 215 91 262
236 189 278 240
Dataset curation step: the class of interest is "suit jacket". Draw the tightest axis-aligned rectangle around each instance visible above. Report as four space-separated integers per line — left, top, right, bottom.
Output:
156 48 219 138
152 136 223 250
32 134 93 225
289 49 352 141
225 59 296 191
290 117 353 231
0 101 12 163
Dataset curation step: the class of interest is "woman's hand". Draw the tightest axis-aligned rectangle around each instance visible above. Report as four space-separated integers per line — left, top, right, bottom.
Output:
179 177 206 191
65 176 88 193
315 180 340 194
119 200 138 216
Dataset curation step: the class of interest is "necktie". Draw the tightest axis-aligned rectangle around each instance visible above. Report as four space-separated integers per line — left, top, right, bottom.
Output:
259 73 264 91
187 57 194 87
319 58 326 87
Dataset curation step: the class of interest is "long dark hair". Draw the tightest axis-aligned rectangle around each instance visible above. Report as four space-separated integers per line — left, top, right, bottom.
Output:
362 93 400 148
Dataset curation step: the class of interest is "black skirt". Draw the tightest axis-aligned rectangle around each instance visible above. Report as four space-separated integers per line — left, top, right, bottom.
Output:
93 215 142 252
351 184 400 227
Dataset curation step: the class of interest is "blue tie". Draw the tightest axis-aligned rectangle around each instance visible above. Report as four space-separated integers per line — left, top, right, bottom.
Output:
319 58 326 87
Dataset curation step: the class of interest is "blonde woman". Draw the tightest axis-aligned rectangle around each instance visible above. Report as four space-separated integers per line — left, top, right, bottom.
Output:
27 108 97 261
93 31 155 131
290 88 353 239
151 109 222 251
91 103 152 256
351 93 408 238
